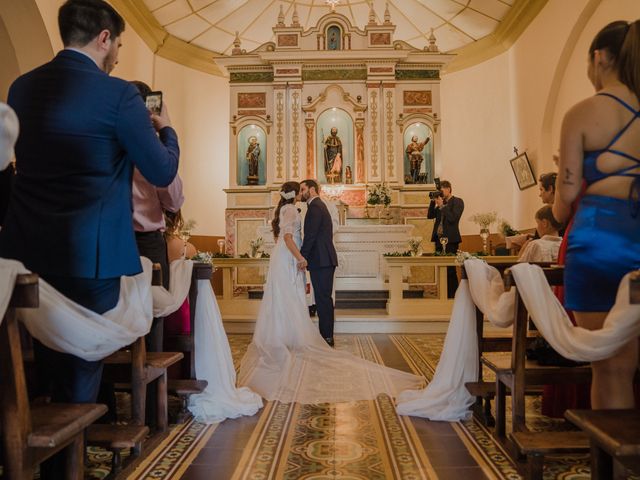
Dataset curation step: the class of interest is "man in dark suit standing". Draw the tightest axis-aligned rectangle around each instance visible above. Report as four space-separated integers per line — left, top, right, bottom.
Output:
0 4 179 473
427 180 464 298
300 179 338 347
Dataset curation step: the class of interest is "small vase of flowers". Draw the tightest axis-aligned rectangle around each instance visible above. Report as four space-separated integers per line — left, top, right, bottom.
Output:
407 237 423 257
249 237 264 258
469 211 498 254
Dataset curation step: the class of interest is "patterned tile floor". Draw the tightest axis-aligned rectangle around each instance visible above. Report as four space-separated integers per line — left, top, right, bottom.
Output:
118 334 640 480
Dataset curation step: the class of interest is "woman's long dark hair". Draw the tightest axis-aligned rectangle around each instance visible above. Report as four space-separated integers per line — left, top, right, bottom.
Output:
272 181 300 239
590 20 640 99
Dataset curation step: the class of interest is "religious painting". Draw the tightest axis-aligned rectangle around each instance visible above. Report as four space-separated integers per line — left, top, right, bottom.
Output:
316 108 354 185
237 125 266 186
326 25 341 50
403 123 433 184
370 32 391 45
510 152 536 190
403 90 432 106
238 92 265 109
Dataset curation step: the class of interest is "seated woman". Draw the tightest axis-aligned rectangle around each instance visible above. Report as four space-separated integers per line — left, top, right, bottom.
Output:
518 205 563 263
164 209 197 336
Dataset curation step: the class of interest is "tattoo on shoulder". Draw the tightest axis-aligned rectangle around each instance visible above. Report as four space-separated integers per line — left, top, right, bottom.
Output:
562 167 575 185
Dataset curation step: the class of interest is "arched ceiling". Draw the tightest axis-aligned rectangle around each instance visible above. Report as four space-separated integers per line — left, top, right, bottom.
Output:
111 0 548 75
143 0 515 55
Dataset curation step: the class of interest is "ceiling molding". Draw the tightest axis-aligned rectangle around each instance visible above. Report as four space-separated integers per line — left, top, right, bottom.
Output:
444 0 549 74
109 0 224 76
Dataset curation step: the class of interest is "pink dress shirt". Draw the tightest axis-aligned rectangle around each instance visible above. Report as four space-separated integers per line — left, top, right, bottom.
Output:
132 168 184 232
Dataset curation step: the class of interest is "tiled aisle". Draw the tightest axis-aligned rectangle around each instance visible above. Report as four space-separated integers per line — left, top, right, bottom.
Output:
177 334 488 480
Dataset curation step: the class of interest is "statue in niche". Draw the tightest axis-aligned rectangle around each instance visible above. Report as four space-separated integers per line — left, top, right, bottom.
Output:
406 135 430 183
246 136 260 185
327 25 341 50
324 127 343 184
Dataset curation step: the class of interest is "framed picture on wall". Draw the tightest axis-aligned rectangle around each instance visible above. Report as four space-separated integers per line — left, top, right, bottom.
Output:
509 152 536 190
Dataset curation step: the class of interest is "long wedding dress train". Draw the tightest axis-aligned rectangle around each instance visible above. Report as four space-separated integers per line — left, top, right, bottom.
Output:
237 204 425 404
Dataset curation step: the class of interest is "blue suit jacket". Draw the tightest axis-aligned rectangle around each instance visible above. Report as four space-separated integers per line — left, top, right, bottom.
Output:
0 50 179 278
300 198 338 270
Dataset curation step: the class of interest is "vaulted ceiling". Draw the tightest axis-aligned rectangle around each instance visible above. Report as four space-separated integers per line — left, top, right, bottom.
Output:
143 0 515 55
112 0 547 75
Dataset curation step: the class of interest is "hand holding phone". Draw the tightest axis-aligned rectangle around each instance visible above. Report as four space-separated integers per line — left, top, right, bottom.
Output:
145 91 162 115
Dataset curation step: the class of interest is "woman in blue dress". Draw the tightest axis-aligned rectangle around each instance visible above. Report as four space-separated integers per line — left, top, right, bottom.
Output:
553 20 640 409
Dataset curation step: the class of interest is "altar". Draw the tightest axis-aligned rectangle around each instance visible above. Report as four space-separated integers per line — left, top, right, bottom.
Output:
216 4 454 294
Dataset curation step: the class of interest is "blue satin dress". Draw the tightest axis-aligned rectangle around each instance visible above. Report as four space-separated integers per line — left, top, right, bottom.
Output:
564 93 640 312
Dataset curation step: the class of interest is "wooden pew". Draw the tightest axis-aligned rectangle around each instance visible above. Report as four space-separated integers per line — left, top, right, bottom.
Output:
164 262 211 423
101 264 183 432
482 267 592 479
564 270 640 479
462 262 544 426
0 273 107 479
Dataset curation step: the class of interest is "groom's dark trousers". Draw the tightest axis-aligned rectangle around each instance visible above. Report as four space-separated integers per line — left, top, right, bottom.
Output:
300 197 339 340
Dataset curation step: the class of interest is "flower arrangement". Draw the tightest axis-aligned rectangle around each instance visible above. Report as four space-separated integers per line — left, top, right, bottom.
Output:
499 219 519 237
455 250 481 265
407 237 422 256
468 211 498 230
179 218 197 241
366 183 392 207
249 237 264 258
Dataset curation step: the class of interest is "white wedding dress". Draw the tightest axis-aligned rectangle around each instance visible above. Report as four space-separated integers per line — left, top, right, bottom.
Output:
237 204 425 404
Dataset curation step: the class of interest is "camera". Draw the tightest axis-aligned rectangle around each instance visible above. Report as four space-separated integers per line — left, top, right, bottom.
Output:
428 177 442 200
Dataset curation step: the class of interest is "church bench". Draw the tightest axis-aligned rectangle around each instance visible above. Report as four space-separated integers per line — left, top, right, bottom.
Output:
565 409 640 479
562 273 640 479
461 262 546 427
511 430 589 480
163 262 213 381
167 379 208 424
0 273 107 479
86 424 149 476
102 264 183 432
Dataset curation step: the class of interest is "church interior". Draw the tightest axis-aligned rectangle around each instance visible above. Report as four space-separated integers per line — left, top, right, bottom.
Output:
1 0 640 478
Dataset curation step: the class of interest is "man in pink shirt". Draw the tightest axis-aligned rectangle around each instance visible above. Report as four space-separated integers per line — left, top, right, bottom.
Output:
131 81 184 350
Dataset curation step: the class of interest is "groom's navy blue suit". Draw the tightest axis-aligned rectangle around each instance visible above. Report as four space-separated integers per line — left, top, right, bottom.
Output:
300 197 338 340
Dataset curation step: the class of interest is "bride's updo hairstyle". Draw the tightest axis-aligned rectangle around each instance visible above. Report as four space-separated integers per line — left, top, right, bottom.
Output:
589 20 640 98
272 181 300 239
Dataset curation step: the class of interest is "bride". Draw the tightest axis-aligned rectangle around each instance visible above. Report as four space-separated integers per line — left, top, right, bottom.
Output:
238 181 424 404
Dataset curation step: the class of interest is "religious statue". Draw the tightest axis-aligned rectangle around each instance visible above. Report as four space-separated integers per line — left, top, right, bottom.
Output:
324 127 343 184
345 165 353 184
246 136 260 185
405 135 430 183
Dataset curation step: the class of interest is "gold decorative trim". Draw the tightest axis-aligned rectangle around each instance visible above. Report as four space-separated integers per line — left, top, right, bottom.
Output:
305 120 315 178
385 90 394 178
369 90 379 178
275 91 284 179
109 0 224 76
291 90 300 178
445 0 549 73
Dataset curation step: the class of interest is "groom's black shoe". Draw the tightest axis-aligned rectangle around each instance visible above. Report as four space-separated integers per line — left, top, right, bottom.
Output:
308 305 317 317
324 337 334 347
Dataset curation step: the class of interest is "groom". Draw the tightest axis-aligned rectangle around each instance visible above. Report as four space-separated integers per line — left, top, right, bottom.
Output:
300 179 338 347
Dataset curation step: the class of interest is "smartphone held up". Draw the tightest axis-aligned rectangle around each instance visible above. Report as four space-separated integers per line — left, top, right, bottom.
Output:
145 91 163 115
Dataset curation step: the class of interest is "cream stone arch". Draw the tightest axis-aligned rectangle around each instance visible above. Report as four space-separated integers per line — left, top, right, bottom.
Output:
230 115 273 187
302 83 367 183
0 0 53 100
396 113 441 185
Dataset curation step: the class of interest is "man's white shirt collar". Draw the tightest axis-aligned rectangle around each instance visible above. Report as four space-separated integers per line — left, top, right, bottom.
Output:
307 196 318 205
65 48 100 68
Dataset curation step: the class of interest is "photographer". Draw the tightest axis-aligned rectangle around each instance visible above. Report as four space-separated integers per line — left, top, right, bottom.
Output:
427 180 464 297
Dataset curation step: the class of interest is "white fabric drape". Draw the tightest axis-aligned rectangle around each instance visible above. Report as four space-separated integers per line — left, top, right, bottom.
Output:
396 279 478 420
152 259 193 317
509 263 640 362
395 258 640 421
188 280 263 423
0 257 192 362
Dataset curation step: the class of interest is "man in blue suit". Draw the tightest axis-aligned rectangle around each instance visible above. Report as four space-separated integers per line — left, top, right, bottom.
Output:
0 0 179 453
300 179 339 347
